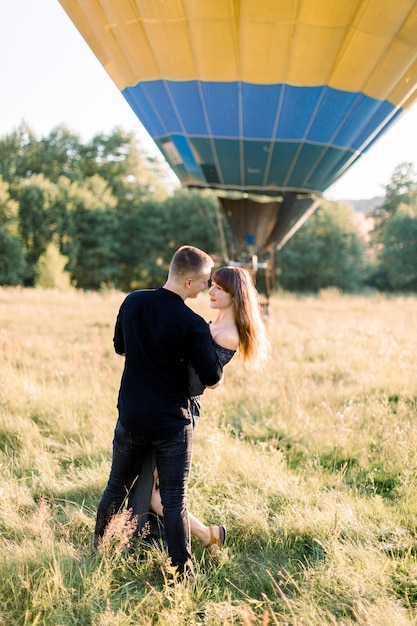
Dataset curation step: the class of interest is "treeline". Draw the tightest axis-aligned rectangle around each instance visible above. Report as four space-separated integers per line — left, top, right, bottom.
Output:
276 162 417 292
0 124 416 293
0 124 222 290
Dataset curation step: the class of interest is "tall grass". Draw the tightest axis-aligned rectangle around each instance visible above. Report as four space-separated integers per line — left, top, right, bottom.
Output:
1 286 417 625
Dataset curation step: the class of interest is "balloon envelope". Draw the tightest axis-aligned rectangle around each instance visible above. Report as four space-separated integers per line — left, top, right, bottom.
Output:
58 0 417 249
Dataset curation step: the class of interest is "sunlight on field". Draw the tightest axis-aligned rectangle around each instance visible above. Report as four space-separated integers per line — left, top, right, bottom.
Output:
1 287 417 625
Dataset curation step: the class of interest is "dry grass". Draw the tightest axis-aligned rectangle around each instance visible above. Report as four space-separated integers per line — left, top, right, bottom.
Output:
1 286 417 625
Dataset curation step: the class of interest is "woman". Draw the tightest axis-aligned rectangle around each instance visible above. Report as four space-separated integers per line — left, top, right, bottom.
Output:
128 266 270 551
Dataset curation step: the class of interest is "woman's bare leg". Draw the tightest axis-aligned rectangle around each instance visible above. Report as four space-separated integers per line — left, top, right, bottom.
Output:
150 478 223 546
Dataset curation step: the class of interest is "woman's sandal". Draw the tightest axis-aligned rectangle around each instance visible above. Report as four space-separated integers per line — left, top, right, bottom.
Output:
205 525 226 552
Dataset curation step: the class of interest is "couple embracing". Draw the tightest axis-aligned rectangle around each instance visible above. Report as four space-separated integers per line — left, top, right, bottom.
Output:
94 245 269 578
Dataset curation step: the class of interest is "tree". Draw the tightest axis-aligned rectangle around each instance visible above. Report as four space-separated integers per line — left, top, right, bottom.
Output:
0 123 38 182
379 201 417 291
0 226 26 285
36 241 71 289
70 207 120 289
79 128 170 201
64 175 119 289
116 198 167 291
368 162 417 291
33 126 84 182
52 174 117 253
115 190 223 291
161 190 222 252
0 126 231 291
17 175 57 285
0 124 171 198
0 176 26 284
276 200 366 292
0 177 19 233
380 162 417 214
371 162 417 233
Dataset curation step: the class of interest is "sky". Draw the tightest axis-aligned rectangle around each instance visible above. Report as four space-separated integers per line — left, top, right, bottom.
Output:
2 0 417 200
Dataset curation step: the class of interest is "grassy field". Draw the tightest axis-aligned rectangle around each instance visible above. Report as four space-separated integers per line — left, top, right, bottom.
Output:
1 287 417 625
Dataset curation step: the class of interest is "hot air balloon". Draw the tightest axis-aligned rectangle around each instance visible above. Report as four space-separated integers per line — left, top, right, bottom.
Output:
58 0 417 267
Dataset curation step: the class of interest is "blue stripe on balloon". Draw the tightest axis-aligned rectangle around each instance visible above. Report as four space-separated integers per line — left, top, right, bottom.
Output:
124 80 400 193
167 82 209 135
123 80 398 148
199 82 240 137
241 83 282 138
154 136 356 193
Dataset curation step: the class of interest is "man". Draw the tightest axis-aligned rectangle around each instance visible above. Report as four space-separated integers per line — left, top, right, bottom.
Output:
94 245 222 578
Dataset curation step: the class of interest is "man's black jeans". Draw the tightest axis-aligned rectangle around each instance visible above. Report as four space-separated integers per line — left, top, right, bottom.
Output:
95 418 193 574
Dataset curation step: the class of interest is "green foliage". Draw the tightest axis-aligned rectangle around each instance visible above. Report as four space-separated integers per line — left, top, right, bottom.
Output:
30 125 85 183
1 125 221 291
161 189 222 252
376 162 417 219
0 176 26 285
79 128 169 200
116 198 170 291
116 190 224 291
276 200 366 292
0 123 38 181
35 241 71 289
379 201 417 290
0 226 26 285
0 177 18 230
0 124 170 196
70 207 120 289
369 164 417 291
17 175 57 285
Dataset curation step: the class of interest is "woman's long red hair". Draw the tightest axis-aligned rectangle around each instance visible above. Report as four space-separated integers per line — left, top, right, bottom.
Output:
211 267 270 369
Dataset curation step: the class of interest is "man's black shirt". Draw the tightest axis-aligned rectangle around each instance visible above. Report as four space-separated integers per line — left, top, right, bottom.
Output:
113 287 221 436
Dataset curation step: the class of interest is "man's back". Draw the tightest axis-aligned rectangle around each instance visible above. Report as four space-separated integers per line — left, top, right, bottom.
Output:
114 287 220 435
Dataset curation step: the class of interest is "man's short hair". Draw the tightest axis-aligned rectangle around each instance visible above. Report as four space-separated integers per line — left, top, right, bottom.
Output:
170 245 214 279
